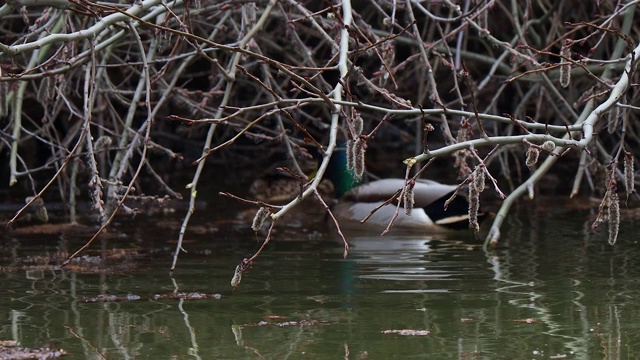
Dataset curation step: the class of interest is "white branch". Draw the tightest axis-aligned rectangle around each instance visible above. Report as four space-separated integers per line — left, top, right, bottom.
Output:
0 0 162 56
484 42 640 247
271 0 353 222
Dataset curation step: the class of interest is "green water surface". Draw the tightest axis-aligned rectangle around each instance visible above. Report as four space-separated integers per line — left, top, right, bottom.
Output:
1 204 639 359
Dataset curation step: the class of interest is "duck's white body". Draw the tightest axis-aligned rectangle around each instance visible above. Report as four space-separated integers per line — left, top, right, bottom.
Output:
333 179 469 230
333 201 436 228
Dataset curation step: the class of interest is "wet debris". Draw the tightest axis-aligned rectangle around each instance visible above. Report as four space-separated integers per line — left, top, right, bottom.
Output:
381 329 431 336
6 223 99 237
81 294 142 303
82 292 222 303
512 318 538 324
152 292 222 301
0 247 162 275
0 340 66 359
242 319 330 327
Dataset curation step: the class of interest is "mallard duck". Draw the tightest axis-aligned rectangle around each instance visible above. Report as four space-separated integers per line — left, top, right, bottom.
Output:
324 145 471 230
249 173 334 203
248 147 472 231
249 157 334 204
331 178 471 230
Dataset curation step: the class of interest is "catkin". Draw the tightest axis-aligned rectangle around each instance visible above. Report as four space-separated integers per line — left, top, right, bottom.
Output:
560 39 571 88
624 151 635 196
156 28 172 52
382 41 395 66
456 122 471 142
454 124 472 177
251 207 270 231
231 259 251 290
468 183 480 232
353 138 366 181
244 2 256 25
404 185 415 216
473 167 485 193
353 114 363 136
231 263 243 289
379 41 396 86
424 123 435 134
525 146 540 169
346 139 355 171
541 140 556 152
45 76 56 101
607 189 620 245
94 136 113 152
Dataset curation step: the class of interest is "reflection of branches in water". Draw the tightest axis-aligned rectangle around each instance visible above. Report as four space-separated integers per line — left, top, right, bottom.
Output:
65 325 106 359
489 244 591 357
485 215 640 358
230 318 331 359
1 1 640 271
171 277 202 360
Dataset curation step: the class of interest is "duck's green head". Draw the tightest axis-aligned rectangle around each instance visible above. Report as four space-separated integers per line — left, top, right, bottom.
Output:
324 143 363 198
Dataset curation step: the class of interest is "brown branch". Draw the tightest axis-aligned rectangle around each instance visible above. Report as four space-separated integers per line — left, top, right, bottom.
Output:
314 191 349 258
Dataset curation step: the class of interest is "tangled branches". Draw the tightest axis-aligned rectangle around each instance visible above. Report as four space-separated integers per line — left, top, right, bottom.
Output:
1 1 639 274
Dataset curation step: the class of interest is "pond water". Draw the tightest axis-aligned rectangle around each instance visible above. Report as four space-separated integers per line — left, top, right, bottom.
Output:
1 200 640 359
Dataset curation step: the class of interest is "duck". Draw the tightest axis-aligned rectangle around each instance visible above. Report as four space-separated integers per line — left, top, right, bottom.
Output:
248 146 473 231
331 178 471 230
248 156 334 204
249 172 334 204
324 146 472 231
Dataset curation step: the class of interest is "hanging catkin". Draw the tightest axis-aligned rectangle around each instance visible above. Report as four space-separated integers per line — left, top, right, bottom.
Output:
560 39 571 88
